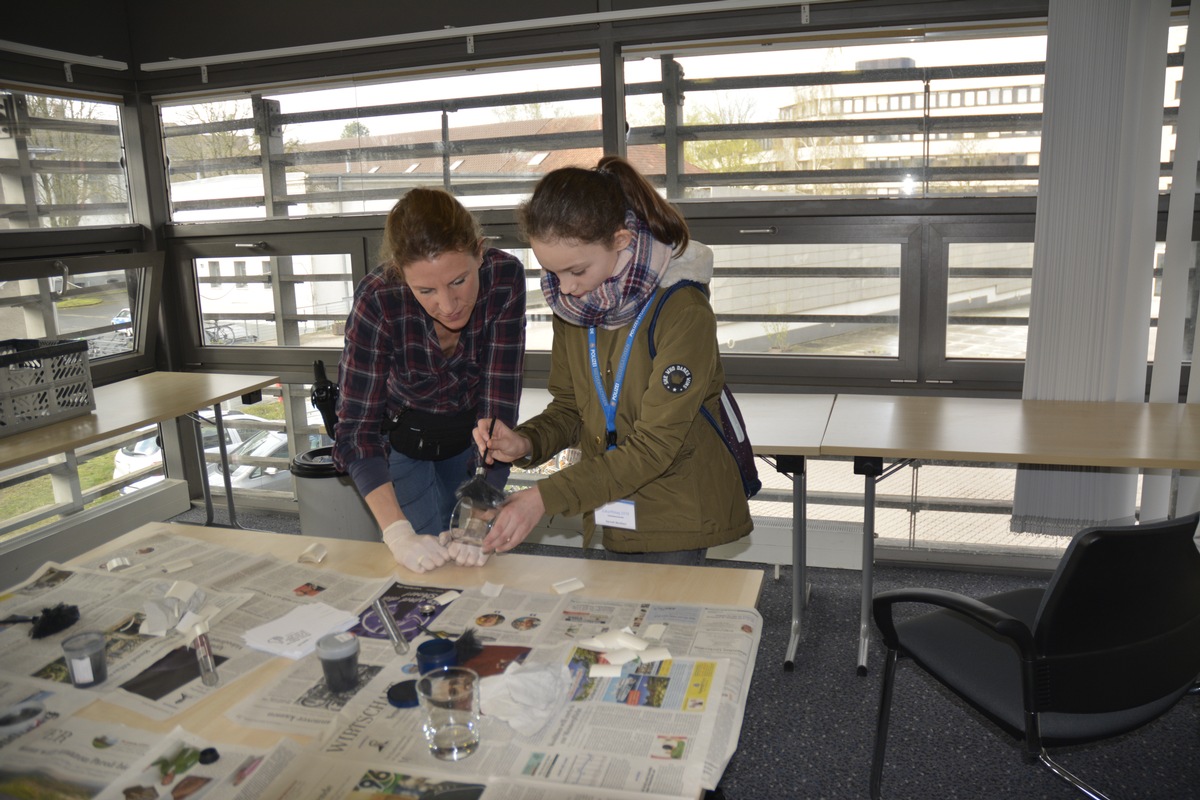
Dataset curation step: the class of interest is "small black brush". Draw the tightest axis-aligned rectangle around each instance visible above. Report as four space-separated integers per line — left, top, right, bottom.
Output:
454 418 506 508
454 628 485 662
0 603 80 639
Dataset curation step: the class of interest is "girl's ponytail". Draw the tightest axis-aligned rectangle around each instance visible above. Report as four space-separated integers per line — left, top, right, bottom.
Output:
596 156 689 254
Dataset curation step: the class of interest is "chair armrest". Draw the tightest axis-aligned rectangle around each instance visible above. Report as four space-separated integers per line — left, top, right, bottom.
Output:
873 587 1035 658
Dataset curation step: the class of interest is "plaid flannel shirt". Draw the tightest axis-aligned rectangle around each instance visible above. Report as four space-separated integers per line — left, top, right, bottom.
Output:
333 248 526 496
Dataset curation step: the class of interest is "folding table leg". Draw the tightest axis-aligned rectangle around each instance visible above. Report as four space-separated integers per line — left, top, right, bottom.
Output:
855 456 913 675
855 457 883 676
204 403 244 530
777 455 809 671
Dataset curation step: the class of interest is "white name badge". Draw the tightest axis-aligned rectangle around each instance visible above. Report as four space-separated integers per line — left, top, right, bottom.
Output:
595 499 637 530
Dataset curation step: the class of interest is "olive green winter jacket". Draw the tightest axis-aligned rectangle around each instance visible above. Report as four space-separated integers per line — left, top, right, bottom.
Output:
514 243 753 553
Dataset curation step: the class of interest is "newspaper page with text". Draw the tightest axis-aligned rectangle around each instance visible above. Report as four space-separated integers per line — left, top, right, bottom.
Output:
296 583 760 798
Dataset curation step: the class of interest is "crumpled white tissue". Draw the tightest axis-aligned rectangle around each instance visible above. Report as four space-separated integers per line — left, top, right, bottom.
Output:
480 661 573 737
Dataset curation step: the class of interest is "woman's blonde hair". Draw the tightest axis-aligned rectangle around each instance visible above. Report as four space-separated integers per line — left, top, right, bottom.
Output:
380 187 482 283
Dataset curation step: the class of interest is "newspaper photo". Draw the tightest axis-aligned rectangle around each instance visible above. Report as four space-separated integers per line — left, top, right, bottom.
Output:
349 581 460 644
263 751 687 800
94 726 303 800
0 714 162 798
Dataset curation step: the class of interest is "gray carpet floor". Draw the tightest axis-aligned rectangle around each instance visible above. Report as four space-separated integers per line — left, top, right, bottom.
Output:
172 506 1200 799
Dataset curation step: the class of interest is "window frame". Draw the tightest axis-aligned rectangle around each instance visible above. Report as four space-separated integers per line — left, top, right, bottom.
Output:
683 207 924 388
170 229 371 374
0 250 164 384
923 218 1034 388
0 86 135 231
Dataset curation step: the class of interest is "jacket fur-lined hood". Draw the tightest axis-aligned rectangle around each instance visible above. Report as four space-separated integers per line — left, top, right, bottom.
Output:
660 241 713 287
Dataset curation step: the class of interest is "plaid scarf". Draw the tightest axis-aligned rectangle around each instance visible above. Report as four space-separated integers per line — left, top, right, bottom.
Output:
542 212 674 330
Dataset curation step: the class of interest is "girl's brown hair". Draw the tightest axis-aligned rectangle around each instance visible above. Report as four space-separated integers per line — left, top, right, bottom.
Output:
518 155 689 254
380 187 482 283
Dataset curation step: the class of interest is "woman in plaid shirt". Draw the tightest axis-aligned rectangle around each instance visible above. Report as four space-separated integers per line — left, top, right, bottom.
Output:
333 188 526 572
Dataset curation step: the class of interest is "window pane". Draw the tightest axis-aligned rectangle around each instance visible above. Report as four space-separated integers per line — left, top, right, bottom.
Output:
0 267 145 361
710 243 902 356
58 269 141 358
945 242 1032 360
625 34 1047 199
0 89 132 229
161 61 602 222
1159 24 1188 192
945 240 1194 365
194 253 354 347
924 75 1042 196
161 99 263 221
491 246 556 353
518 241 901 357
208 384 330 502
1149 241 1196 365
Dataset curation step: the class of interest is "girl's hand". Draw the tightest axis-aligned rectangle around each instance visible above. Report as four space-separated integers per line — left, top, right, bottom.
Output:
474 418 532 465
438 531 490 567
483 487 545 553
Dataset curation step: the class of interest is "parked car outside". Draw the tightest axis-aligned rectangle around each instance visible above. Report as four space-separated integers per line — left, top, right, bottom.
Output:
113 410 266 492
211 430 331 493
111 308 133 337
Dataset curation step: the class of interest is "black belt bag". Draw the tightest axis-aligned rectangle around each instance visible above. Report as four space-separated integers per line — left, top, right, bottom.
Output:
384 406 477 461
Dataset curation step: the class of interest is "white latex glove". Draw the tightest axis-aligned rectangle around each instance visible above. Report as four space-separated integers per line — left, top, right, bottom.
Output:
382 520 448 573
438 530 490 567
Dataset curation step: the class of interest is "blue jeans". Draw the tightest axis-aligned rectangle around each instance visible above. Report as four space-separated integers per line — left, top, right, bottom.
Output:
388 447 510 536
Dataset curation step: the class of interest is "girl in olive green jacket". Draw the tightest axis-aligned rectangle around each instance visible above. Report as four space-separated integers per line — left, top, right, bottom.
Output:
470 155 752 566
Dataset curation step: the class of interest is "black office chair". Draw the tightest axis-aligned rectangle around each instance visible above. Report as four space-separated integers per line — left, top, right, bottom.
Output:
869 512 1200 800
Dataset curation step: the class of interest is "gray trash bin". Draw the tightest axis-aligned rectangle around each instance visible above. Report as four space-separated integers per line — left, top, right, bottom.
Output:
291 446 379 541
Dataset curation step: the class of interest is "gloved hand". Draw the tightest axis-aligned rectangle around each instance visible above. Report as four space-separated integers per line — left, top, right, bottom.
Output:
382 520 448 573
438 530 490 567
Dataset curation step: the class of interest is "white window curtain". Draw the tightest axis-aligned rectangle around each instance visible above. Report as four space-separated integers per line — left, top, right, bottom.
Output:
1012 0 1171 535
1143 3 1200 523
1181 326 1200 515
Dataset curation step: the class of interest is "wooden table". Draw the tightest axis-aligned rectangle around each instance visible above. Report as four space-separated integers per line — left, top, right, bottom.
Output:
69 521 764 745
0 371 278 527
820 394 1200 673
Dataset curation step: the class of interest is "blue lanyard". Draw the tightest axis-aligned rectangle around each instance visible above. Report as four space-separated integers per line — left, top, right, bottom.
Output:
589 300 653 450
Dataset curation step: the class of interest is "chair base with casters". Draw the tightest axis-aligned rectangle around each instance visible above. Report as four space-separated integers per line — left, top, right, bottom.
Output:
868 513 1200 800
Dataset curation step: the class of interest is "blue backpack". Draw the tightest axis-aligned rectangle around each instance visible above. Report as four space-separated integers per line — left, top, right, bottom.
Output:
647 280 762 499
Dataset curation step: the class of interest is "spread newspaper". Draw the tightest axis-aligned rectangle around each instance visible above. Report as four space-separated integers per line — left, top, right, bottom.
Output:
0 530 761 799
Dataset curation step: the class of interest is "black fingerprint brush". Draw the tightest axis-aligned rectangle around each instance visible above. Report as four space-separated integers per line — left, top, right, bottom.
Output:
455 418 506 508
454 628 485 662
1 603 80 638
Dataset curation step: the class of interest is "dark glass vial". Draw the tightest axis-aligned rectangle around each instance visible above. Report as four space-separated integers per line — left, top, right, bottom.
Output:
316 631 360 693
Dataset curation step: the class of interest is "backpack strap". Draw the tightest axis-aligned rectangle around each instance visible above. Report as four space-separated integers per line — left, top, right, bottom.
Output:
647 279 708 360
645 279 761 498
645 281 730 450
